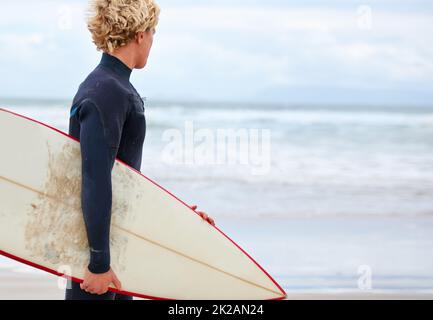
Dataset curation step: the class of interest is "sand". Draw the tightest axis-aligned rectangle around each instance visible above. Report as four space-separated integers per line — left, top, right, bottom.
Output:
0 269 432 300
0 270 64 300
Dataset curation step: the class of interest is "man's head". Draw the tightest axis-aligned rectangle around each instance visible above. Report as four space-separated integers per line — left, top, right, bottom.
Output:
87 0 160 69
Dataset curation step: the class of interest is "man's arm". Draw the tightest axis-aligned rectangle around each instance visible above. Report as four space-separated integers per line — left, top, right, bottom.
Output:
78 100 118 274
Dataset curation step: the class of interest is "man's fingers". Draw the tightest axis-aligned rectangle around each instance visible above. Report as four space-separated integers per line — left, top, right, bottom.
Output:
97 287 108 295
112 273 122 291
197 211 206 217
197 211 216 226
90 284 105 295
80 282 103 295
113 279 122 291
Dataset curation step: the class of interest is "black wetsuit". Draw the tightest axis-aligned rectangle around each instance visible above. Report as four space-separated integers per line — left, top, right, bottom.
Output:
65 53 146 300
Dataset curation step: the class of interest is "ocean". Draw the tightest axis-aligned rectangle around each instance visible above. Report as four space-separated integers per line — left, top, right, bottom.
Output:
1 98 433 294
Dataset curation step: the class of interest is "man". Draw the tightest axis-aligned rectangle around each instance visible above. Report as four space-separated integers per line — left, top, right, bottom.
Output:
66 0 215 300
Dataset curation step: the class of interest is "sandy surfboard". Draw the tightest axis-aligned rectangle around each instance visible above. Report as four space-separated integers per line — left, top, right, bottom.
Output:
0 107 286 300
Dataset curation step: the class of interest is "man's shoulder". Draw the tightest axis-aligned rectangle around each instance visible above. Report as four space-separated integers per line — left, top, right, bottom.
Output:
85 67 130 96
73 68 131 111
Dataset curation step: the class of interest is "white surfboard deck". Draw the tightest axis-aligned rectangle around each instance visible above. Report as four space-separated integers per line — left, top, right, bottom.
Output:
0 108 286 300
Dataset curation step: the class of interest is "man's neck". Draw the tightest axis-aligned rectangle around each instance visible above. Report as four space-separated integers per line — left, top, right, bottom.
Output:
110 47 136 70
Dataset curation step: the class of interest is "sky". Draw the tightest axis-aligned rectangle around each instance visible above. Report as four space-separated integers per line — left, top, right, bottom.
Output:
0 0 432 106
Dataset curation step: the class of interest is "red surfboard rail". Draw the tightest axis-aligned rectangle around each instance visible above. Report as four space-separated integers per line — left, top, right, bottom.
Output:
0 107 287 300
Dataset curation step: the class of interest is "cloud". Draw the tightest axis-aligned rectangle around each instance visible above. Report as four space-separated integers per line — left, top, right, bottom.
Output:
0 1 432 104
149 5 433 89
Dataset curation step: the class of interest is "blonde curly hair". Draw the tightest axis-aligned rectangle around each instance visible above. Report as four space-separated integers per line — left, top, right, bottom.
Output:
87 0 160 53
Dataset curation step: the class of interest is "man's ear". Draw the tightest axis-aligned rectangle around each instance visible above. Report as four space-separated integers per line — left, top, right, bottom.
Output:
136 31 145 44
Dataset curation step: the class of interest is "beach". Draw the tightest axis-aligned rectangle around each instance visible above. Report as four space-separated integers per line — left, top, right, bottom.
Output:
1 269 433 300
0 270 64 300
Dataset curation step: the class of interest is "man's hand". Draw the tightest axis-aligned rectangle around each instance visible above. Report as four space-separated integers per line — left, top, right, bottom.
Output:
80 267 122 295
191 205 216 226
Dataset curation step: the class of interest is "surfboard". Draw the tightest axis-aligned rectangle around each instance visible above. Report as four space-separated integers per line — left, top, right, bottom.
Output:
0 107 286 300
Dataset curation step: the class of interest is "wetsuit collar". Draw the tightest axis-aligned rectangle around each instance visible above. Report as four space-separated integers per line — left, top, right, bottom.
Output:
100 52 132 82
